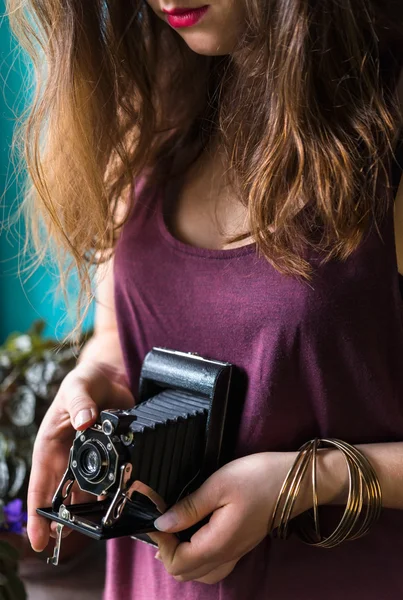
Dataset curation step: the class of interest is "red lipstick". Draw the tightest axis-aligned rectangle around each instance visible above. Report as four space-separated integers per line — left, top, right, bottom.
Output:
162 5 209 28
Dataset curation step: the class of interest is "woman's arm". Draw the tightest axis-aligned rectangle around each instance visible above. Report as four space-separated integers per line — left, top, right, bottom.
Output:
147 443 403 585
326 442 403 510
27 254 134 551
78 256 126 373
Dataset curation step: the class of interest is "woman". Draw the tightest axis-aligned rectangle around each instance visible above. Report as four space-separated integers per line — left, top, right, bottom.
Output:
6 0 403 598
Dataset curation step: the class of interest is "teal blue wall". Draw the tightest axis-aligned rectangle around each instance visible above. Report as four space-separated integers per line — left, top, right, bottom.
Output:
0 2 94 343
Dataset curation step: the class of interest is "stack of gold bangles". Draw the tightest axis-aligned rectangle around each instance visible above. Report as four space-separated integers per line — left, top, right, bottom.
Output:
269 438 382 548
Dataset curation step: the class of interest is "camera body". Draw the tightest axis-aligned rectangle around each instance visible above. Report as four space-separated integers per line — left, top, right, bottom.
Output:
37 348 233 553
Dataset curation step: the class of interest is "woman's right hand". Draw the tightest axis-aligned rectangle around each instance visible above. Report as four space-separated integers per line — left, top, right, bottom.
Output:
27 360 135 552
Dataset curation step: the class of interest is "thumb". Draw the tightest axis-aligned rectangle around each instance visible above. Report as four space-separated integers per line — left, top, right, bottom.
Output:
60 373 99 431
153 481 221 533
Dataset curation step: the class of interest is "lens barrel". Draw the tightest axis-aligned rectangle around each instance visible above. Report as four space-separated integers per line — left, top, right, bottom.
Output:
76 440 109 483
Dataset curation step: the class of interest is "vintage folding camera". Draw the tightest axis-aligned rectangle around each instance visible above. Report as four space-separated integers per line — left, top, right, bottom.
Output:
37 347 233 565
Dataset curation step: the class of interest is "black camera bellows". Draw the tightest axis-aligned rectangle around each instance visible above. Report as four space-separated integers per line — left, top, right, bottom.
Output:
127 389 210 506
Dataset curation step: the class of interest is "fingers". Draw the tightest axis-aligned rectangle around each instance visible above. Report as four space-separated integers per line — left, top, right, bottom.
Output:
60 363 135 430
150 524 239 584
153 477 224 534
27 450 63 552
26 361 135 553
48 484 94 539
154 504 244 577
148 531 180 554
60 371 99 431
27 503 51 552
50 522 72 539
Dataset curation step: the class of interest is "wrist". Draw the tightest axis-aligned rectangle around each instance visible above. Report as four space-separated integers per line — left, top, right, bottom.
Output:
315 448 349 507
77 350 129 390
78 331 127 382
271 440 381 545
289 447 349 518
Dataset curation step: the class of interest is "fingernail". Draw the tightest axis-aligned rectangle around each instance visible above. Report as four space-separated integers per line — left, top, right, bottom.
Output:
154 512 177 532
74 409 94 429
154 551 162 561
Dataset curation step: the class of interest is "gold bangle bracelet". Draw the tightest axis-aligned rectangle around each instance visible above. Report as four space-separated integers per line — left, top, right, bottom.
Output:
269 441 313 539
277 442 313 540
270 438 382 548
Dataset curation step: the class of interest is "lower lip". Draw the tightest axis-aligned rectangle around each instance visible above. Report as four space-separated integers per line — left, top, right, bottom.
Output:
165 6 209 28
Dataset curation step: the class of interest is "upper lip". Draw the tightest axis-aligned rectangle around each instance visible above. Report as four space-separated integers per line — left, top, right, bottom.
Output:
162 5 208 15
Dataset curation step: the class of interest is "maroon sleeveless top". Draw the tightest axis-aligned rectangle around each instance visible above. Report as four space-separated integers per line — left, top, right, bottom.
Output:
106 49 403 600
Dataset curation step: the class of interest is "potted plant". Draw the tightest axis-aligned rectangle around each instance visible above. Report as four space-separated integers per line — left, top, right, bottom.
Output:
0 320 93 589
0 534 26 600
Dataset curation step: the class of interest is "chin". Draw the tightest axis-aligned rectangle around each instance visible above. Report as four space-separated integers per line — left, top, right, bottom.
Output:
178 31 234 56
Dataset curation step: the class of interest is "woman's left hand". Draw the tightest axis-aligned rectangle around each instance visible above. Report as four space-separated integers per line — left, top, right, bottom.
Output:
148 451 308 584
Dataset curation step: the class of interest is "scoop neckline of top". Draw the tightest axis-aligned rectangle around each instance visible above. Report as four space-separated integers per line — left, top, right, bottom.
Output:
157 176 257 259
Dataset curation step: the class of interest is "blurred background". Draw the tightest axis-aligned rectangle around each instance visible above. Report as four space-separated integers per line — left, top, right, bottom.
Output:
1 4 102 599
0 0 94 344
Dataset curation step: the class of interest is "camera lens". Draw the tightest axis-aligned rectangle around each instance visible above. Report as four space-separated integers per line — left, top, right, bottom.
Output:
82 448 100 476
76 440 109 483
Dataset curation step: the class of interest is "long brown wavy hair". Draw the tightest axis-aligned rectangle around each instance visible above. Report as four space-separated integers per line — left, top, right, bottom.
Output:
5 0 403 337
